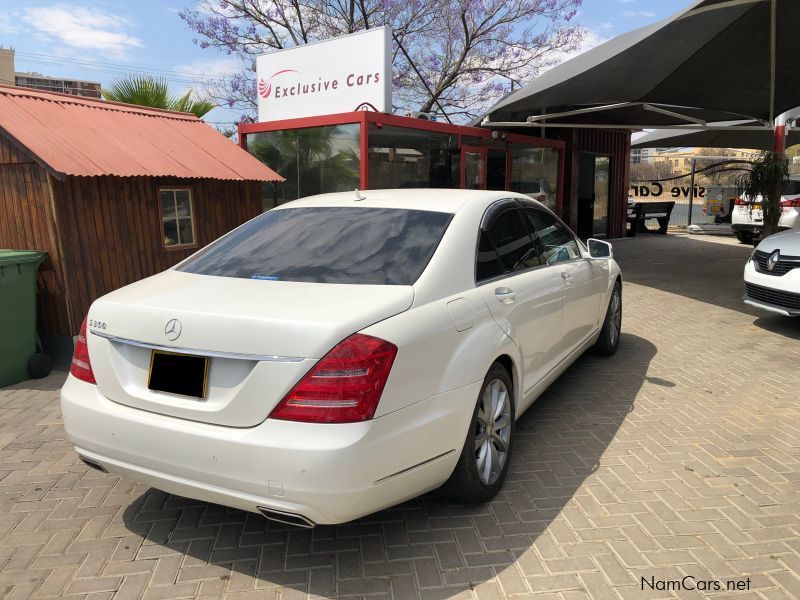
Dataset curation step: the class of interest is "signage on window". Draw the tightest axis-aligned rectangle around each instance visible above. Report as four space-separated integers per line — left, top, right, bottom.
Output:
256 27 392 122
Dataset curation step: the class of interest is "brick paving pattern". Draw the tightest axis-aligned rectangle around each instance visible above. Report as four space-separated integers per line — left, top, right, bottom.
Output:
0 234 799 599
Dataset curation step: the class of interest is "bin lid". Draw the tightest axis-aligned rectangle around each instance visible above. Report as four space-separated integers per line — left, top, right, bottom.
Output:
0 249 46 266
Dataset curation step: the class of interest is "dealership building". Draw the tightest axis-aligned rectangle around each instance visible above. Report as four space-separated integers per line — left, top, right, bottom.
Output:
239 28 631 239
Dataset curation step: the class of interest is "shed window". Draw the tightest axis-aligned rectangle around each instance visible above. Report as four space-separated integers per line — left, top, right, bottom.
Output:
160 189 195 248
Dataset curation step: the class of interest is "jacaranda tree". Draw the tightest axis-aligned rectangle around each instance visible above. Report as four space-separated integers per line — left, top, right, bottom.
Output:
180 0 584 122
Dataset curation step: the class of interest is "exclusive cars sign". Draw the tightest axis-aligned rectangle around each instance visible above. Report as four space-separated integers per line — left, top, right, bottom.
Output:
256 27 392 122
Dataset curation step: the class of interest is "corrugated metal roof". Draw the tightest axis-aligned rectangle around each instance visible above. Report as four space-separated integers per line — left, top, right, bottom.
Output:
0 84 283 182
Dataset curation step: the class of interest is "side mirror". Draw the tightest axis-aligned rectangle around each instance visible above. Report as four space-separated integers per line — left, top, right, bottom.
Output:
587 238 613 259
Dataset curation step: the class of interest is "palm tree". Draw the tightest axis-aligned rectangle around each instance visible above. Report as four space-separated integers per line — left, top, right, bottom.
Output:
102 75 215 118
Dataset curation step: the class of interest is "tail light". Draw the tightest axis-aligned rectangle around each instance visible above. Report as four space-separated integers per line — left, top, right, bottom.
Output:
780 198 800 209
70 317 96 384
270 333 397 423
735 198 746 206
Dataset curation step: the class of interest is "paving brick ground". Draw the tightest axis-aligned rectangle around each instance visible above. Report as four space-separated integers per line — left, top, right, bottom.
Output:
1 233 799 599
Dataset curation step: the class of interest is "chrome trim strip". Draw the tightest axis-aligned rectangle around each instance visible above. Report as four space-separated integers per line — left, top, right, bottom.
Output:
90 330 305 363
743 297 800 317
373 450 456 485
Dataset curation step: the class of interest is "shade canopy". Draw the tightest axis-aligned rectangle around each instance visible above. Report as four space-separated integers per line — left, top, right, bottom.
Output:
632 121 800 150
483 0 800 128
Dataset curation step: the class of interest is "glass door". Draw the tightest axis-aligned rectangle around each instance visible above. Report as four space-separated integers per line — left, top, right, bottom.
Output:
461 146 487 190
486 149 509 191
593 156 610 237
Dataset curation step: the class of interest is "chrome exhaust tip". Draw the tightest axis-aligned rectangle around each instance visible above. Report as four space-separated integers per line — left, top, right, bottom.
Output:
78 455 107 473
257 507 315 528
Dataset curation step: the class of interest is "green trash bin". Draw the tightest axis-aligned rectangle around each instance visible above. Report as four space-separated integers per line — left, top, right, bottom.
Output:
0 250 48 387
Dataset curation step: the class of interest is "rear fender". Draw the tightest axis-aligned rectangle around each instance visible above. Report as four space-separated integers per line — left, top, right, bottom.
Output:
363 294 521 419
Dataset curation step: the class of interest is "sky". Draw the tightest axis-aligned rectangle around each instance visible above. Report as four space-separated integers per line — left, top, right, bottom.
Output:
0 0 693 126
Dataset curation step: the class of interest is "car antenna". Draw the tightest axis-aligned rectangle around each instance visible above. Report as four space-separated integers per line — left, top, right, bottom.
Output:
354 189 366 202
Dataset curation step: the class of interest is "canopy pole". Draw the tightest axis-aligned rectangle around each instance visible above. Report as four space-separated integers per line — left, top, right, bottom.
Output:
769 0 777 123
687 158 697 227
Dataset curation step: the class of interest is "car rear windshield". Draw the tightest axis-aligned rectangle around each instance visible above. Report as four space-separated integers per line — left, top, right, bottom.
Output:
178 206 454 285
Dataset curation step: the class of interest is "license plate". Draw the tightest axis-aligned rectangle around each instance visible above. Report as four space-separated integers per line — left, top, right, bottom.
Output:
753 203 762 210
148 350 209 399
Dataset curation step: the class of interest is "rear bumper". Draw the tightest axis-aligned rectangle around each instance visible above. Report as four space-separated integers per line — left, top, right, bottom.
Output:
61 375 479 525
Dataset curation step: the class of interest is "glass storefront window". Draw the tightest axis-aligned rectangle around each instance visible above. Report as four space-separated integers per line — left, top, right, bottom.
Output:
510 147 560 214
367 124 459 189
246 124 360 209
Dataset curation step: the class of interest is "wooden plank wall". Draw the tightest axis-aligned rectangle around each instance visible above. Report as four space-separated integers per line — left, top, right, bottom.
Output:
0 136 71 335
53 176 262 335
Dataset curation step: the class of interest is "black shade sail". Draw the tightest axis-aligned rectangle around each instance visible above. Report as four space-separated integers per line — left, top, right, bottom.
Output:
632 121 800 150
483 0 800 128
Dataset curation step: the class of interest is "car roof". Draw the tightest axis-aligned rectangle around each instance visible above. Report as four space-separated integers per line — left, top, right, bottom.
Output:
272 188 531 214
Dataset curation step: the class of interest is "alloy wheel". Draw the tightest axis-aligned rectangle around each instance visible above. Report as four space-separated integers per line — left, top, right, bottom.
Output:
475 378 512 485
609 290 621 346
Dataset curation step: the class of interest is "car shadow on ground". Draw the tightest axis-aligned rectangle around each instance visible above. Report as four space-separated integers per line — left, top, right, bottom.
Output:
122 332 656 597
751 314 800 340
614 234 758 315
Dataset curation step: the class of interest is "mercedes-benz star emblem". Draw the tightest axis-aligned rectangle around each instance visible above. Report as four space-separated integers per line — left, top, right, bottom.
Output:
767 249 780 272
165 318 182 341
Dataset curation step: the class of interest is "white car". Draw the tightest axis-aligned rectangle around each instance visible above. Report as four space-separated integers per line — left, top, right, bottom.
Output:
61 189 622 527
744 229 800 316
732 179 800 244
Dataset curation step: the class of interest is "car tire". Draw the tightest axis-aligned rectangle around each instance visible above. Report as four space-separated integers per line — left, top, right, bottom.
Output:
736 231 754 244
591 282 622 356
442 362 515 504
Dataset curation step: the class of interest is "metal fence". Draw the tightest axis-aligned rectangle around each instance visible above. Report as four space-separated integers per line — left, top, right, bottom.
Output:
632 197 719 230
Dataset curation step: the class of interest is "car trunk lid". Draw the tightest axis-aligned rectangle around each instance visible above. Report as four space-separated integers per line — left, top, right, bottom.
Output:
85 270 413 427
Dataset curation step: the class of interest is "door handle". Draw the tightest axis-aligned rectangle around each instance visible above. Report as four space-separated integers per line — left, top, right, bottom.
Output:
561 271 575 286
494 287 516 304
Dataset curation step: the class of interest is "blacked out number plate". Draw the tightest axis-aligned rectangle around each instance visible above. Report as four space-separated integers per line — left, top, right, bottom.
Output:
148 350 209 399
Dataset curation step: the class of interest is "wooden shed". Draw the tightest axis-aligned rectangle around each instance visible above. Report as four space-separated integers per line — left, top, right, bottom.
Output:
0 85 282 361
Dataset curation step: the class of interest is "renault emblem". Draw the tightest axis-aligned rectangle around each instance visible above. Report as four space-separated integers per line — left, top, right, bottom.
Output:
164 318 182 341
767 250 780 272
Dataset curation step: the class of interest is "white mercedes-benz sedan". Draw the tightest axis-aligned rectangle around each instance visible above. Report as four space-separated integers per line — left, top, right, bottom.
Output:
744 229 800 316
61 189 622 527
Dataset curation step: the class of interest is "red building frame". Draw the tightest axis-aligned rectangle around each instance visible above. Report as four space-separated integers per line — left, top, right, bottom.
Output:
239 111 567 213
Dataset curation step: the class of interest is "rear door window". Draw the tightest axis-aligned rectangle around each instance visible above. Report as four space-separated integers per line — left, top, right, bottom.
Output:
179 207 453 285
476 206 543 283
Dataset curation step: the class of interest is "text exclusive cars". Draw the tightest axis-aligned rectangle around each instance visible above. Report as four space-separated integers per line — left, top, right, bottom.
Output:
61 189 623 527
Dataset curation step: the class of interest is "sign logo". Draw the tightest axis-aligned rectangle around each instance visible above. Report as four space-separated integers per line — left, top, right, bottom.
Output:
767 250 781 272
164 319 182 341
258 69 299 99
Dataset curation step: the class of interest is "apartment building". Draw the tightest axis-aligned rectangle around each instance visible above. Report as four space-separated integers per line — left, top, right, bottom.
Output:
0 48 101 98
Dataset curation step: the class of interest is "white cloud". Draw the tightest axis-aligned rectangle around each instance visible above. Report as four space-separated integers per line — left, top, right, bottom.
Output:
169 56 245 109
542 28 611 73
172 57 244 81
21 5 142 56
0 11 21 34
623 9 658 18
